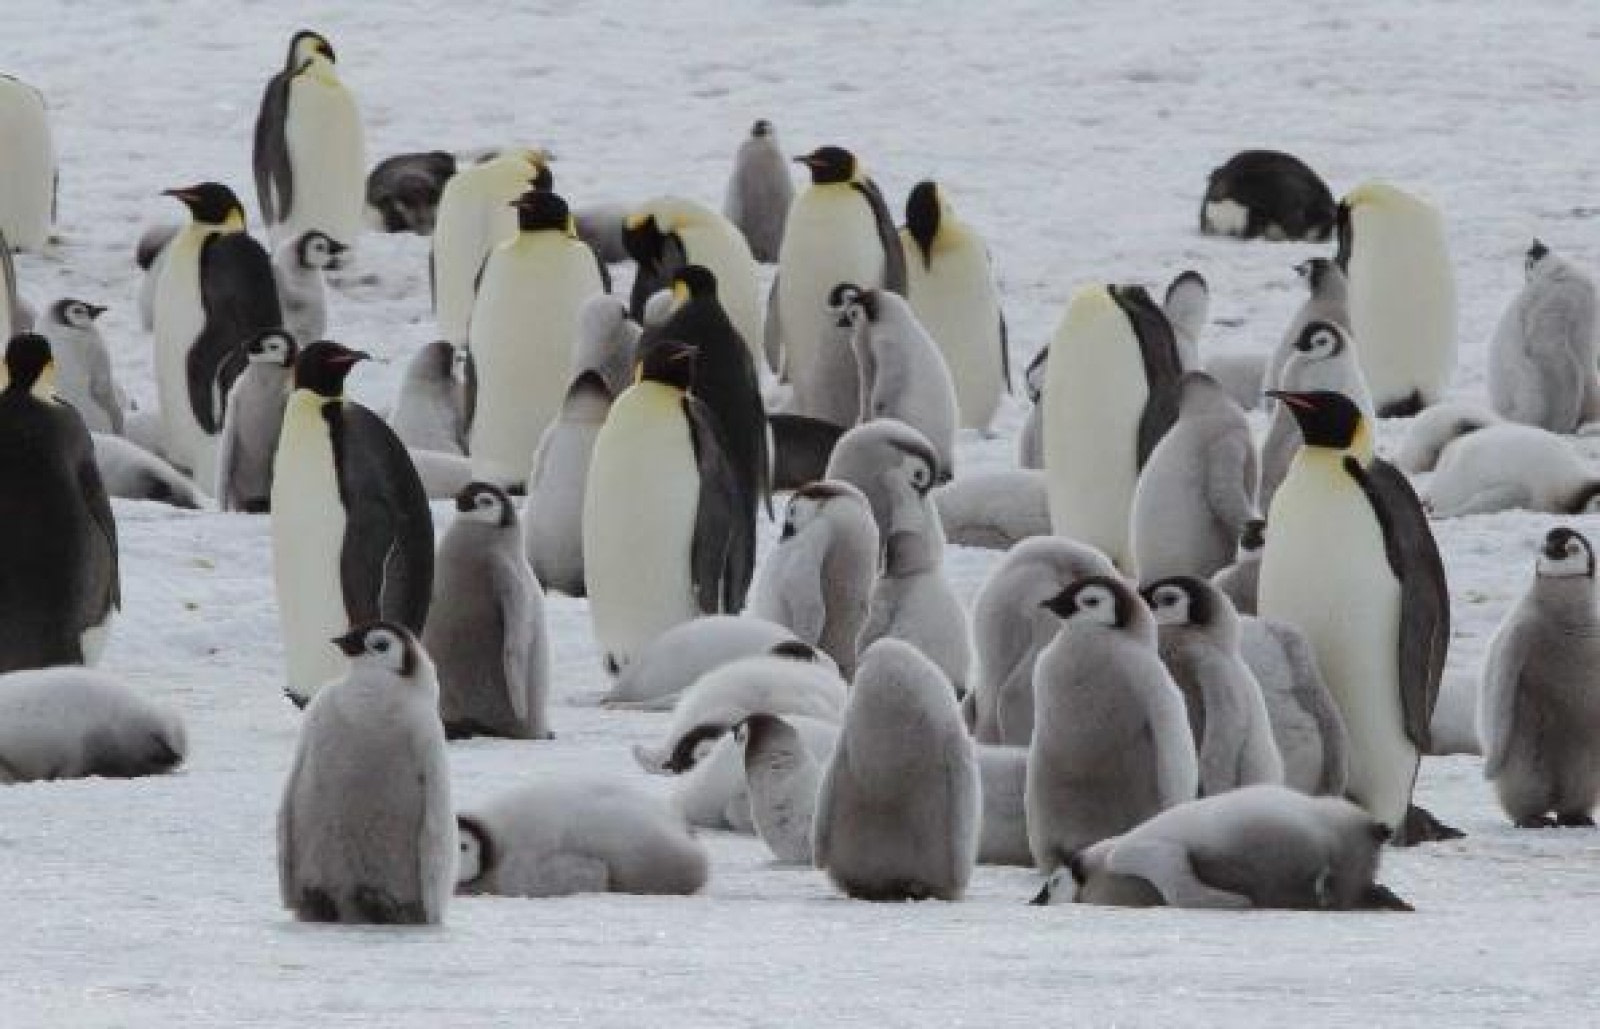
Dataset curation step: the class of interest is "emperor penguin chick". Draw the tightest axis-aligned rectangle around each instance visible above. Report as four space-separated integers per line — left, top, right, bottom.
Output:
1026 576 1198 871
1144 576 1284 795
1130 371 1258 583
390 339 466 456
1264 258 1350 399
573 294 640 399
425 483 551 740
1480 527 1600 827
39 298 123 434
272 230 345 347
723 119 793 263
216 328 296 512
1259 321 1373 509
1488 240 1600 433
1162 269 1209 372
1238 616 1350 797
523 371 612 598
814 638 980 901
1211 518 1266 617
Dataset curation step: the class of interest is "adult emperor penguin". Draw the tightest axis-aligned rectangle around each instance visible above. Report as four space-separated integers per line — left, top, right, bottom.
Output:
1130 371 1258 583
1264 258 1350 400
253 30 366 251
1488 240 1600 433
1199 150 1336 242
278 622 454 924
523 371 611 597
772 145 905 426
583 338 751 675
0 74 54 252
426 482 550 740
271 341 433 706
1260 389 1457 843
40 298 122 434
723 119 793 264
468 190 605 488
623 197 765 374
1259 320 1372 509
0 334 119 672
272 230 344 348
365 149 456 235
900 181 1007 432
216 328 296 512
152 182 282 485
1336 183 1457 416
1043 284 1184 573
1480 527 1600 828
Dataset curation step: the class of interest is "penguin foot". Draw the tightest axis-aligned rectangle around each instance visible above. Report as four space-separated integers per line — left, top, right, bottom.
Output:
1556 812 1596 828
1360 883 1414 912
1394 804 1464 845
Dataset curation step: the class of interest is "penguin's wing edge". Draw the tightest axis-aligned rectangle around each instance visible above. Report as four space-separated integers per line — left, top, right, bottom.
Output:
252 70 294 225
684 397 751 614
855 177 906 296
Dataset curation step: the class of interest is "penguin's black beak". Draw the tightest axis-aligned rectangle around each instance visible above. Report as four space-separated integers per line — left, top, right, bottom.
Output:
85 304 107 320
326 347 371 368
793 154 819 169
162 187 199 209
331 629 366 657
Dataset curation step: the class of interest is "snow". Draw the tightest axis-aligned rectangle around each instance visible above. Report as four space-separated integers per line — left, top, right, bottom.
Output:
4 1 1600 1025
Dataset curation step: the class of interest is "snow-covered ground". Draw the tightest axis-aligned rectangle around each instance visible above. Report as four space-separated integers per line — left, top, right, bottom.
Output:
4 1 1600 1025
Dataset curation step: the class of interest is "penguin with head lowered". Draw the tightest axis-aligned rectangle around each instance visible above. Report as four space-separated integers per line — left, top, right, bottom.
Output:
152 182 282 487
0 333 119 672
583 338 751 675
1260 389 1457 843
270 341 433 706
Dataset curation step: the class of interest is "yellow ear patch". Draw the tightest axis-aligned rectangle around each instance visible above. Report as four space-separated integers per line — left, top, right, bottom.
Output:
624 213 646 231
671 281 688 304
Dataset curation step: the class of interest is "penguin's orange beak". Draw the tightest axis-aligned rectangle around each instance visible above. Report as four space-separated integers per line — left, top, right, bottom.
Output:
1265 389 1315 412
163 187 199 204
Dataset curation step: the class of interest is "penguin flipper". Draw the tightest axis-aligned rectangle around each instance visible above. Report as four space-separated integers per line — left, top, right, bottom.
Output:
763 274 785 381
1344 457 1449 753
252 69 295 227
73 418 121 614
332 405 435 632
1114 286 1184 470
769 413 843 491
684 397 752 614
854 177 906 296
194 234 282 434
0 228 18 327
997 307 1012 395
1478 617 1531 778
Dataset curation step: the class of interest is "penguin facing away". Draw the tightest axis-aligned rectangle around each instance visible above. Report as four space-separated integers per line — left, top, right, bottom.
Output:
739 713 824 865
1488 240 1600 434
1200 150 1336 242
523 370 612 598
573 294 641 399
216 328 296 513
723 119 793 264
0 74 54 252
39 297 122 434
365 150 456 235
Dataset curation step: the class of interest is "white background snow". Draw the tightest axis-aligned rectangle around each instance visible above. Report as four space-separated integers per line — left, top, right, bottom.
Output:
3 1 1600 1025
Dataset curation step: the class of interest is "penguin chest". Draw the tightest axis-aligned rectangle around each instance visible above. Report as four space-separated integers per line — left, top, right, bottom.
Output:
906 233 1003 430
151 230 208 450
281 75 364 244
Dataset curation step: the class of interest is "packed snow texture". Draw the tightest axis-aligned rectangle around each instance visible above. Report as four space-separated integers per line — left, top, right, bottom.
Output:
3 1 1600 1026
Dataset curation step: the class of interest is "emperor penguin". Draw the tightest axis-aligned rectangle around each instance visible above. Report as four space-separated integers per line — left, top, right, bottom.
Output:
1260 389 1457 843
1395 399 1499 474
152 182 283 485
426 482 550 740
1026 576 1198 870
390 339 466 455
574 294 641 398
0 74 54 252
1211 518 1266 617
602 616 805 710
278 622 454 925
1423 423 1600 517
723 119 793 264
1017 343 1047 469
823 418 946 544
623 197 765 374
1480 527 1600 827
900 181 1007 432
932 468 1051 551
772 145 906 426
253 30 366 251
1264 258 1350 399
1144 576 1284 795
1163 269 1209 372
90 433 205 510
1130 371 1258 583
272 230 345 348
135 222 180 333
0 333 119 672
431 147 552 348
1488 240 1600 433
39 298 123 434
1336 183 1457 416
271 341 434 706
675 712 838 833
1259 320 1373 509
739 713 824 864
467 190 605 488
1039 786 1409 911
835 283 959 478
365 150 456 235
1199 150 1336 242
749 481 879 678
814 638 980 901
1238 615 1350 797
969 536 1119 746
0 667 185 782
523 371 611 597
1043 284 1184 573
583 339 751 675
215 328 296 512
456 778 708 897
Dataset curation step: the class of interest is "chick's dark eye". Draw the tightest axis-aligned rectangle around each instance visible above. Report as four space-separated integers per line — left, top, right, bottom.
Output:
372 638 390 653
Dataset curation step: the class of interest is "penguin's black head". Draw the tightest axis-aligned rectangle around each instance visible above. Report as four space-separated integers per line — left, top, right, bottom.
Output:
332 621 419 678
1042 575 1132 628
750 119 773 138
511 190 570 233
294 340 370 397
528 161 555 192
621 213 666 269
638 337 698 392
51 298 107 330
673 265 719 301
455 481 516 528
294 230 347 271
1142 576 1214 629
1526 239 1551 277
164 183 245 227
1266 389 1364 450
4 333 52 394
247 329 298 367
1240 518 1267 554
904 180 942 270
1539 527 1595 578
828 282 876 329
1292 320 1349 360
287 29 335 69
795 146 856 185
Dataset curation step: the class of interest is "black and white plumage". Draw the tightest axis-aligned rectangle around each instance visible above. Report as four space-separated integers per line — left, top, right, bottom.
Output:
1200 150 1336 242
272 230 344 348
1264 258 1351 400
1260 321 1373 509
39 297 122 434
215 328 295 513
0 668 185 783
365 150 456 235
1488 240 1600 434
723 119 793 264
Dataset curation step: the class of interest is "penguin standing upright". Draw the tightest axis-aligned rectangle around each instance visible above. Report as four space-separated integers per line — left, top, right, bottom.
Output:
583 339 750 676
272 230 344 348
216 329 296 513
723 119 793 264
1043 284 1183 573
1336 183 1457 416
1488 240 1600 434
270 341 433 706
772 146 905 426
0 74 54 252
900 181 1007 433
0 334 118 672
467 191 604 488
524 371 612 597
39 298 122 434
151 183 282 486
1260 389 1457 843
1263 258 1350 399
253 30 366 251
1259 321 1372 509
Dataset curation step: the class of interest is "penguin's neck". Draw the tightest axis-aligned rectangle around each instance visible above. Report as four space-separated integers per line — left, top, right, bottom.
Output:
883 528 940 576
1532 577 1600 631
300 54 342 88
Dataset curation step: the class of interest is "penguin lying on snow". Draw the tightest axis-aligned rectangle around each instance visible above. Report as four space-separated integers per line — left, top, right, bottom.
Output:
1200 150 1335 242
93 432 204 510
675 713 838 834
1395 400 1500 475
0 668 185 782
932 469 1050 552
1423 423 1600 517
365 150 456 235
601 617 809 711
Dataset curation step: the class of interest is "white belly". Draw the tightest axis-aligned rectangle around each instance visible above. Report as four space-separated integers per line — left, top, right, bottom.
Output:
1259 455 1416 827
1346 203 1457 409
1201 199 1250 237
905 232 1004 431
432 160 528 348
0 78 54 251
583 383 700 672
678 221 767 375
777 188 884 424
151 227 211 476
468 237 603 486
270 392 352 700
276 76 365 249
1042 287 1147 572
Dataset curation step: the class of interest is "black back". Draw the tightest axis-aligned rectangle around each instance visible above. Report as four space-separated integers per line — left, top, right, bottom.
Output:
626 233 687 324
1202 150 1336 242
194 233 283 433
684 396 753 615
251 66 297 226
854 176 907 296
365 151 457 234
1110 285 1184 469
770 413 844 491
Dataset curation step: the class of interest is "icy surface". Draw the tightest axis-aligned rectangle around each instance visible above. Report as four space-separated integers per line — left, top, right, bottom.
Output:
3 1 1600 1025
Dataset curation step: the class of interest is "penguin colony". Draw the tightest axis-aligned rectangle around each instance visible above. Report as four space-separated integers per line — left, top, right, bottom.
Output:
7 28 1600 944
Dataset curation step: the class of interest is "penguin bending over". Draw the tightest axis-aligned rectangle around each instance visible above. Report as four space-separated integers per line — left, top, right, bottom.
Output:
523 371 611 597
573 295 640 399
723 119 793 264
1200 150 1335 242
1259 320 1372 509
39 298 122 434
1394 400 1499 474
1488 240 1600 433
823 418 947 543
216 328 296 512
